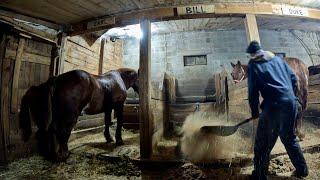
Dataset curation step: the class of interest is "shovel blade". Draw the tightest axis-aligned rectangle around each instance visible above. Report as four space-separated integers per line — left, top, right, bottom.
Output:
200 125 238 136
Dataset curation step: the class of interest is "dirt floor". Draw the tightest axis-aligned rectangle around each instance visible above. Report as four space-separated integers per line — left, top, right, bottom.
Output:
0 122 319 180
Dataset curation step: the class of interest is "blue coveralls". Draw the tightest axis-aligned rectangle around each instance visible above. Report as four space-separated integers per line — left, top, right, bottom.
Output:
247 54 308 179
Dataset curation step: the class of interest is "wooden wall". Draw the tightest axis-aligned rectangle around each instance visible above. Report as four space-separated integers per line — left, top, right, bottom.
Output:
103 39 123 73
0 33 52 163
227 74 320 133
62 36 124 133
63 36 123 75
305 74 320 120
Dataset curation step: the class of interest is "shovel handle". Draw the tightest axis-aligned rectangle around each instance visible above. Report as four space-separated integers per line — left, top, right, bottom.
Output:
236 117 255 128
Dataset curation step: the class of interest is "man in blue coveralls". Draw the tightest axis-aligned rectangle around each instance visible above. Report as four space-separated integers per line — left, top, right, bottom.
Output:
246 41 309 179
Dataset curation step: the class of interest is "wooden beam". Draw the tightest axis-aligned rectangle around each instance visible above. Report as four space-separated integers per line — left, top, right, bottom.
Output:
131 0 143 9
244 14 261 43
56 33 68 75
139 19 153 159
0 16 57 42
98 38 105 75
49 45 58 77
70 2 320 36
0 33 8 164
0 8 61 30
11 38 25 113
70 7 174 36
244 14 260 151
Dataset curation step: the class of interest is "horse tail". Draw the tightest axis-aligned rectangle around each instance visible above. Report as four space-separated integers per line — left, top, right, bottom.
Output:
19 87 34 142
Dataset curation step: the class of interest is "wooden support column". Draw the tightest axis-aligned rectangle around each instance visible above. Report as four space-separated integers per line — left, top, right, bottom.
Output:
139 19 153 159
11 38 25 113
55 33 68 75
0 33 8 164
98 38 106 75
244 14 261 43
244 14 260 151
49 46 58 77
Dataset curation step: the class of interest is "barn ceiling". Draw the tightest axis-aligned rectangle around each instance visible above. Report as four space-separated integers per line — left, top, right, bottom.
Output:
1 0 320 26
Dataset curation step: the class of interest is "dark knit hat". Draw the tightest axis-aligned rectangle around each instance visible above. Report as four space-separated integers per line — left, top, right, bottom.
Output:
246 40 261 54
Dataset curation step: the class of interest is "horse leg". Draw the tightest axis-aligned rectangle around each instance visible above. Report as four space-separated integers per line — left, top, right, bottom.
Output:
47 126 60 162
104 108 114 143
296 110 305 141
57 131 71 161
36 129 50 157
115 102 124 146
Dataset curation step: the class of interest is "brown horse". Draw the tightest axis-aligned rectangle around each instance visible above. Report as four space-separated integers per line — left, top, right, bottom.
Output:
230 58 309 141
19 68 139 162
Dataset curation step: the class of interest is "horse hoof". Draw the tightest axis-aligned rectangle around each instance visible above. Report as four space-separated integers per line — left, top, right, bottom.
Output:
297 132 305 141
105 137 114 143
115 140 124 146
55 151 70 162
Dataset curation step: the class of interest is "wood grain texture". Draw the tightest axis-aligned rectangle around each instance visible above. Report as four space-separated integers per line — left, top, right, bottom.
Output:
11 38 25 113
0 33 8 164
244 14 261 43
98 38 105 75
139 19 153 159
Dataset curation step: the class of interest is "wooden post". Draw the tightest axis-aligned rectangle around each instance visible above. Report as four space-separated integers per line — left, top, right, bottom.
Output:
139 19 153 159
244 14 261 43
98 38 105 75
244 14 260 151
0 33 8 164
49 46 58 77
11 38 25 113
55 33 68 75
164 73 176 103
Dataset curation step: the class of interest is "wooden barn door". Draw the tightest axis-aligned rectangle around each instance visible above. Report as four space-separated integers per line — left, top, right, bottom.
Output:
0 33 52 163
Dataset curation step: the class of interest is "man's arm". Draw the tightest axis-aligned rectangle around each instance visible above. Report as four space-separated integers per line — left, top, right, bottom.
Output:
247 63 260 118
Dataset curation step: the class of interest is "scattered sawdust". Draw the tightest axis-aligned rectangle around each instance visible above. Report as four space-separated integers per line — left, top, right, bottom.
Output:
153 138 179 160
0 152 141 180
1 117 319 179
180 111 251 162
165 152 320 180
69 125 140 159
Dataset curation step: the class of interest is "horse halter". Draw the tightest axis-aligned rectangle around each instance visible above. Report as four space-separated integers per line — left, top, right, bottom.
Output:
233 66 245 83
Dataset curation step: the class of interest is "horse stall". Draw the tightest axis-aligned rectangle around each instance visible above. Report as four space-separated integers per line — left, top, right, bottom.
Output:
1 1 320 179
0 21 56 163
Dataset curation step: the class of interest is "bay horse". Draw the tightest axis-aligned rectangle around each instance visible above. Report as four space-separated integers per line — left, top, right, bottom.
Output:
19 68 139 162
230 58 309 141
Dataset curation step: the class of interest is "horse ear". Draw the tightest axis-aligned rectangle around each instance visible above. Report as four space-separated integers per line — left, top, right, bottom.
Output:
237 60 241 65
230 62 236 68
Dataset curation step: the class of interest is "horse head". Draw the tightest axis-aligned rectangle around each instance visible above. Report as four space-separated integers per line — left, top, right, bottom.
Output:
230 60 247 83
118 68 139 93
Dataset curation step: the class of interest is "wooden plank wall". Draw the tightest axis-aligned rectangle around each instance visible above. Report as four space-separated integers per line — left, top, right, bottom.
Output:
103 40 123 73
305 74 320 120
63 36 124 131
227 74 320 128
0 34 52 162
228 80 250 121
63 36 123 75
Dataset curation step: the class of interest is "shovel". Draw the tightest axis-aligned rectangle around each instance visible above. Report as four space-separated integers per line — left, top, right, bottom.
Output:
200 117 255 136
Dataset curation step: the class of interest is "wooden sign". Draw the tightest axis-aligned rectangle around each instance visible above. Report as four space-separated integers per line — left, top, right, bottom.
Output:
177 5 215 15
87 17 115 29
281 5 308 17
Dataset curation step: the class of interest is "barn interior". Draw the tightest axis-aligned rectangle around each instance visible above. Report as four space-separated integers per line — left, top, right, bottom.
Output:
0 1 320 179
